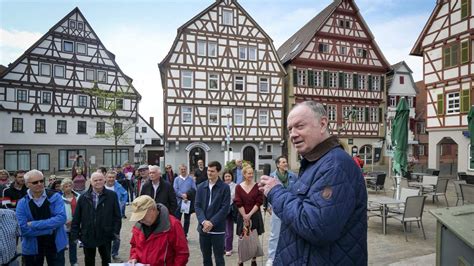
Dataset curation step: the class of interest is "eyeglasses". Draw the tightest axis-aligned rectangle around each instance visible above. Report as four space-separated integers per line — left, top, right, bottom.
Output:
30 179 45 185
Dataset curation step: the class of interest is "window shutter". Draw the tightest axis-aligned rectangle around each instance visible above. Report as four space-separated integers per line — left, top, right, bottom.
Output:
379 107 383 123
443 47 451 68
368 75 373 91
461 89 471 113
323 71 329 88
293 69 298 86
308 70 314 87
339 72 344 88
364 107 369 122
461 40 470 64
380 76 385 92
353 74 358 90
437 94 444 115
413 97 416 108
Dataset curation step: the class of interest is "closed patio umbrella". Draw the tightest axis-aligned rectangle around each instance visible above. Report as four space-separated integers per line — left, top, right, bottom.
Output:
391 97 409 198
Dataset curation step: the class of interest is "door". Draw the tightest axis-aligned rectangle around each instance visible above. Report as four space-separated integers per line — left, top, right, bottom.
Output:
359 145 372 165
243 146 256 168
189 147 205 174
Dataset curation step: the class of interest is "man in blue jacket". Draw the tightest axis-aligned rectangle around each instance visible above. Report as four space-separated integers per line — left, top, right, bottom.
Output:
195 161 230 266
16 169 68 265
260 101 367 265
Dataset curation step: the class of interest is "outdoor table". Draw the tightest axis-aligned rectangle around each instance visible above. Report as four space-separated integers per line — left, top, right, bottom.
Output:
411 172 429 181
408 175 437 192
368 196 404 235
364 175 377 186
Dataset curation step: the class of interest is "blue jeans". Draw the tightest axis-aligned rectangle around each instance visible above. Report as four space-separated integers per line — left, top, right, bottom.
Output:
112 237 120 257
199 233 225 266
268 213 281 260
67 232 77 264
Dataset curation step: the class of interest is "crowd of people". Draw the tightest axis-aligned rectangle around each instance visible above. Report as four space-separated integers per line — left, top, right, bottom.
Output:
0 100 368 266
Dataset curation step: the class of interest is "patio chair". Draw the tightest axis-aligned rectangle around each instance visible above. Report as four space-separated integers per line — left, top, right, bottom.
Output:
367 173 386 194
431 170 440 176
387 195 427 241
424 178 449 207
388 188 419 214
453 180 467 206
457 172 466 181
460 184 474 205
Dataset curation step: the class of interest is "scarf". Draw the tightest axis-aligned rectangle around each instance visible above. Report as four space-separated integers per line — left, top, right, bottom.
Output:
276 170 289 188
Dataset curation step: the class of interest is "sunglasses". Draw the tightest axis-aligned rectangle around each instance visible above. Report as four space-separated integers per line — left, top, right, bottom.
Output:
30 179 45 185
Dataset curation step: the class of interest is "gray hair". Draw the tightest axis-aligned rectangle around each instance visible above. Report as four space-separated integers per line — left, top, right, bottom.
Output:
61 177 73 187
296 101 328 121
148 165 160 172
178 164 187 169
0 169 10 178
91 171 104 181
24 169 44 183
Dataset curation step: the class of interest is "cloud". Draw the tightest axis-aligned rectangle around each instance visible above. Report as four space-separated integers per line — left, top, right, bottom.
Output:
0 28 42 64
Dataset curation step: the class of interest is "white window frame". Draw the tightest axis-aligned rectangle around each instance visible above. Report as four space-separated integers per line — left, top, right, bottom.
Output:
329 72 338 88
222 9 233 26
77 22 84 30
419 145 425 156
5 150 30 172
239 46 247 60
17 89 27 102
357 48 367 58
358 75 366 90
208 107 219 125
446 92 460 114
259 109 269 126
340 46 347 55
40 63 51 76
372 76 380 91
234 108 245 126
248 46 257 61
63 41 74 53
208 73 219 90
407 97 413 108
344 73 352 89
314 71 322 87
235 75 244 91
97 70 107 83
197 41 207 56
369 107 378 122
389 96 396 107
259 77 269 93
76 42 87 55
319 43 329 53
54 65 65 78
328 105 337 121
356 107 365 122
181 106 193 124
298 69 306 86
208 42 217 57
69 20 76 29
181 70 193 89
85 69 95 81
42 91 51 104
78 95 88 107
37 153 50 171
342 105 351 119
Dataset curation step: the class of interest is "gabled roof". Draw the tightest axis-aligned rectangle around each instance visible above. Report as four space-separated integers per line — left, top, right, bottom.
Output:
138 114 163 140
277 0 390 69
0 7 141 99
410 2 442 56
387 61 419 95
159 0 285 74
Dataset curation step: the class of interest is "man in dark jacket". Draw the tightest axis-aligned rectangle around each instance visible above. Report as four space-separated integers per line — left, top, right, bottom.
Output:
71 171 122 266
260 101 367 265
195 161 230 266
140 165 178 214
193 159 208 185
3 170 27 209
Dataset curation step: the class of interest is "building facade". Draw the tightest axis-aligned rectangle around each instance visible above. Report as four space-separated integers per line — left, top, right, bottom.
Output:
411 0 472 173
277 0 390 169
0 8 141 174
414 81 429 166
134 115 164 166
159 0 285 172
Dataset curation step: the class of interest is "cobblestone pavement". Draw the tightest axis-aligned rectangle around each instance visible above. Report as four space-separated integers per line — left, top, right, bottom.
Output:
70 167 456 265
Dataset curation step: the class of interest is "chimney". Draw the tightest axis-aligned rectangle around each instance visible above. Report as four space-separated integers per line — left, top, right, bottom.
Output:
149 117 154 129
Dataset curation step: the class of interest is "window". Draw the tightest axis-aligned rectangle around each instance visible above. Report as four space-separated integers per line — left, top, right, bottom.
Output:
345 20 351 28
461 40 470 63
17 89 27 102
197 41 206 56
389 96 396 107
104 149 128 167
407 97 413 108
339 19 345 28
97 122 105 135
399 76 405 84
344 73 352 89
329 72 338 88
208 73 219 90
327 105 336 121
35 119 46 133
181 71 193 88
12 118 23 132
418 145 425 156
97 71 107 83
461 0 470 19
239 46 247 60
223 10 233 26
76 43 87 54
85 69 95 81
446 92 460 114
182 106 193 124
59 150 85 170
53 65 65 78
78 95 88 107
116 99 124 110
42 92 52 104
369 107 378 122
259 77 269 93
248 46 257 61
297 69 306 86
57 120 67 134
358 75 366 90
40 63 51 76
63 41 74 52
140 127 146 133
357 48 367 58
4 150 30 172
417 122 426 134
209 107 219 125
208 42 217 57
234 108 244 126
342 106 351 119
77 121 87 134
318 43 329 53
235 75 244 91
97 97 105 109
372 76 380 91
356 107 365 122
37 154 50 171
314 71 322 87
78 22 84 30
266 145 272 153
444 43 459 68
69 20 76 29
259 110 269 126
340 46 347 55
114 123 122 134
135 139 145 145
135 127 139 133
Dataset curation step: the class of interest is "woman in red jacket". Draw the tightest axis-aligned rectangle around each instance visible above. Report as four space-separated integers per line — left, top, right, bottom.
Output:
128 195 189 266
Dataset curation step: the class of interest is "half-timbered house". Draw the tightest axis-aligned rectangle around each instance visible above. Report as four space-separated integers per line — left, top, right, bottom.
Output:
0 8 141 174
134 115 164 165
411 0 472 173
277 0 391 169
159 0 285 172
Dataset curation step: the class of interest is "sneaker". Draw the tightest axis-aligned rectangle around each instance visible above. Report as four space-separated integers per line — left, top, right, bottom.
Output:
112 256 123 263
225 251 232 256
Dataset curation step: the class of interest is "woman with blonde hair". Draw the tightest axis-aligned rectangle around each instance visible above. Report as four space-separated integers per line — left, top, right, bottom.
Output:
61 178 80 266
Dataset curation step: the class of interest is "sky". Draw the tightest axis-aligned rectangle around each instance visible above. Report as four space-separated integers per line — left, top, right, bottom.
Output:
0 0 434 133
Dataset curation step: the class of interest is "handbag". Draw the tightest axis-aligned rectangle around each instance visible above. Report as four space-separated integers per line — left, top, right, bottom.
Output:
237 221 264 263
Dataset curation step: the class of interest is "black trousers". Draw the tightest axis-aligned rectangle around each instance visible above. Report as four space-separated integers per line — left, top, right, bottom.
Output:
24 249 64 266
199 233 225 266
83 242 111 266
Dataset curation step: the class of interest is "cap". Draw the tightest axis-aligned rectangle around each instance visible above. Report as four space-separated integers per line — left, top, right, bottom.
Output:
137 164 148 171
130 195 156 222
